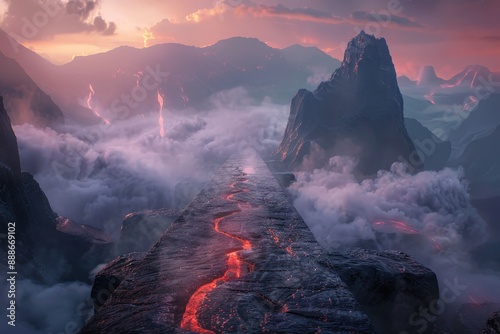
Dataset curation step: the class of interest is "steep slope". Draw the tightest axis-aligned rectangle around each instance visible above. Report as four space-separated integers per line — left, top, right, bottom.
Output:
276 31 418 175
454 124 500 198
0 28 59 92
0 52 63 127
405 117 451 170
448 94 500 156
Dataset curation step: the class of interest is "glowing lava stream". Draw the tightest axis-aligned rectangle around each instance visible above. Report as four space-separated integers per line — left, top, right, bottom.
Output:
157 90 165 138
372 220 441 251
180 180 252 333
86 84 111 125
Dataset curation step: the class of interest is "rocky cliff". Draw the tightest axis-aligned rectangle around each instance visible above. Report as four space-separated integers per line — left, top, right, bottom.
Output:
276 31 418 175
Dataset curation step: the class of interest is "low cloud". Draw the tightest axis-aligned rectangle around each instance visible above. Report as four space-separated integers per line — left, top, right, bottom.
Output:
15 88 288 236
290 154 500 307
0 280 92 334
350 10 424 28
290 155 488 253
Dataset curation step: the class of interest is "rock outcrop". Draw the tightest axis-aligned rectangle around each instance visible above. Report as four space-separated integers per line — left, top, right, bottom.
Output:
482 310 500 334
276 31 418 175
82 151 439 333
321 249 439 334
81 152 376 333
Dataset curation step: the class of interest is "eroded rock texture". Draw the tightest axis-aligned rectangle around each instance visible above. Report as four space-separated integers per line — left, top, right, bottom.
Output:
81 152 375 333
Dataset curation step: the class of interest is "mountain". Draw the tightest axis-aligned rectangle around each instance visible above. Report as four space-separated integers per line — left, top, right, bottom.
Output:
0 31 341 125
421 65 500 106
404 117 451 170
454 124 500 198
24 37 340 124
448 94 500 158
417 65 445 86
0 28 59 90
0 51 63 127
398 75 416 88
275 31 419 175
447 65 498 89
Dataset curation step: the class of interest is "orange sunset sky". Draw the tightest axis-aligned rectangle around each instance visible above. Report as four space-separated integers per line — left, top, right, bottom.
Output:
0 0 499 80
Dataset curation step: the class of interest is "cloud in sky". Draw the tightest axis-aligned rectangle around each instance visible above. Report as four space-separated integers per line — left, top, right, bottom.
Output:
15 87 289 236
0 0 116 41
349 10 423 28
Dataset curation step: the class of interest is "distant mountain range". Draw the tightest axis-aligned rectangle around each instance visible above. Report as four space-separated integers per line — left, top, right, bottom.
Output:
1 27 499 197
0 28 340 125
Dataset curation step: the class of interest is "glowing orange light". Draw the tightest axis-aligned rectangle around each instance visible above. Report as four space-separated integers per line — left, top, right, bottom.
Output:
180 180 253 333
86 84 111 125
372 219 441 251
157 90 165 138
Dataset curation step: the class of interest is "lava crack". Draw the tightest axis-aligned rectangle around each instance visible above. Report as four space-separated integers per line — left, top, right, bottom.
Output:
180 178 253 333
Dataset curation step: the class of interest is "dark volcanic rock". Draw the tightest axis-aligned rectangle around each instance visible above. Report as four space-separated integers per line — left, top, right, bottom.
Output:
118 208 179 253
454 303 500 334
80 152 375 333
276 31 418 175
321 249 439 334
91 252 146 311
405 117 451 170
481 310 500 334
0 96 20 174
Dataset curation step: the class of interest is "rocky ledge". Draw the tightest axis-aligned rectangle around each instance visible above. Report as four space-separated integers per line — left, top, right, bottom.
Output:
81 151 439 333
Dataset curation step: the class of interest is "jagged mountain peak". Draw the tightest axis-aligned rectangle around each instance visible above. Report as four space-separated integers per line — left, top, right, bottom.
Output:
276 32 418 175
331 31 394 80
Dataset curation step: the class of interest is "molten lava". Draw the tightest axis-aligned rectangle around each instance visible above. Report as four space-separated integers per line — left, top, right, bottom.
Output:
157 90 165 138
372 219 441 251
86 84 111 125
180 180 252 333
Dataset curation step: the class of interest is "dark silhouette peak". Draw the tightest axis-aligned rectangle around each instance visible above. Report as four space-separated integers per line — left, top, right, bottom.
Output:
417 65 444 86
326 31 394 86
276 32 418 175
